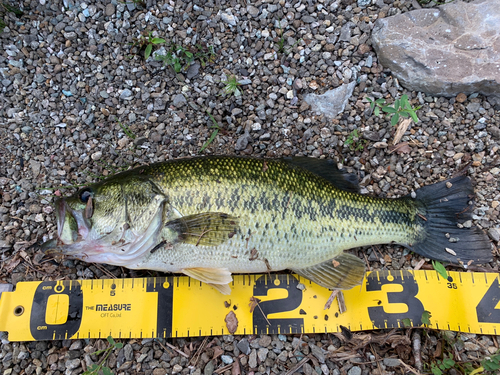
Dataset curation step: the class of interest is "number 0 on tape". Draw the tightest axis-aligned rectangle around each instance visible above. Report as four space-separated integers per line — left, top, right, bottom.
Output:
0 270 499 341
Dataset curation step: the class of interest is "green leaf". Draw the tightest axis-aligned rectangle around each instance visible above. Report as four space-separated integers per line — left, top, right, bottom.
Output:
151 38 166 44
409 111 419 123
390 113 399 126
374 107 380 116
107 336 115 345
144 44 152 60
421 310 432 325
394 99 400 110
375 98 386 105
401 318 412 327
115 343 123 349
185 51 193 58
199 129 219 153
382 106 397 113
102 367 113 375
431 365 443 375
401 95 409 108
86 364 99 371
442 358 455 369
174 61 182 72
433 260 448 280
484 361 500 371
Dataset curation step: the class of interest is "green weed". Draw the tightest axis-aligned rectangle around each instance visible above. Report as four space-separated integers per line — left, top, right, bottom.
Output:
199 110 221 153
481 350 500 373
367 94 421 126
156 43 215 73
83 336 123 375
131 31 166 60
344 129 367 151
117 120 136 140
418 0 455 5
119 0 145 7
222 75 242 97
431 354 456 375
276 20 302 55
1 2 23 32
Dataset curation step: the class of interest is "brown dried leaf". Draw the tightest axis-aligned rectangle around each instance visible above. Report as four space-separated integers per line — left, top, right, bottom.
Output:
5 255 21 273
249 296 259 313
224 311 238 334
389 142 411 154
433 341 442 358
231 361 241 375
393 118 411 145
332 259 340 267
212 346 224 360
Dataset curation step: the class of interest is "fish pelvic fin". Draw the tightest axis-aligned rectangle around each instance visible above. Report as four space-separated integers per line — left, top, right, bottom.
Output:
291 253 365 290
406 176 492 264
166 212 239 247
182 267 233 293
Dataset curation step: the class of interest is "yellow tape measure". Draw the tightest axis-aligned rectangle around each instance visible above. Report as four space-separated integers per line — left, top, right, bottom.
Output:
0 270 499 341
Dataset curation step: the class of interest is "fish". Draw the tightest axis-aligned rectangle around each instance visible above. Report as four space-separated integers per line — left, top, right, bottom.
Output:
41 156 492 294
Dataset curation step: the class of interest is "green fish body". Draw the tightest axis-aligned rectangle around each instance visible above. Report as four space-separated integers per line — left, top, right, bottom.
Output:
43 156 492 294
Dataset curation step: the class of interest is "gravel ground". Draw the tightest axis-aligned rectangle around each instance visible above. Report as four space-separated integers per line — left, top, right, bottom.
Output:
1 0 500 374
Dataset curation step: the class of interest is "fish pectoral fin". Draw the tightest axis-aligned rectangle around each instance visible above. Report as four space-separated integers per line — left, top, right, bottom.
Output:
208 283 232 295
291 253 366 290
166 212 239 247
182 267 233 287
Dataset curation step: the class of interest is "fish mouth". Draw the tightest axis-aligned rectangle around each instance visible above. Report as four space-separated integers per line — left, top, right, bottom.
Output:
55 198 91 245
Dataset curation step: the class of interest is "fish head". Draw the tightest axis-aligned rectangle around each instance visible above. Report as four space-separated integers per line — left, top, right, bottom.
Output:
43 174 168 267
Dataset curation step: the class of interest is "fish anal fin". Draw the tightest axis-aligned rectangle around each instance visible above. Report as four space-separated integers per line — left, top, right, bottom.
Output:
167 212 239 247
182 267 233 286
291 253 365 290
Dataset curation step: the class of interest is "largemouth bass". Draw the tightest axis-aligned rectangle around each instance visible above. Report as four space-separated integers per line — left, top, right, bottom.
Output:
42 156 492 294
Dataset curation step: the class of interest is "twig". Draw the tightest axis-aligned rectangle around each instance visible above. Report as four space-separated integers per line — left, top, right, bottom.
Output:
412 331 422 371
362 252 372 271
284 354 313 375
189 337 209 366
156 340 189 358
337 291 347 314
324 290 340 310
214 363 233 374
400 360 422 375
93 263 117 279
414 259 426 271
255 301 271 326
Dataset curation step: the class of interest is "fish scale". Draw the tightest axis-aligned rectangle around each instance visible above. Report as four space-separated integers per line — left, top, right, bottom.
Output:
42 156 492 294
135 157 420 271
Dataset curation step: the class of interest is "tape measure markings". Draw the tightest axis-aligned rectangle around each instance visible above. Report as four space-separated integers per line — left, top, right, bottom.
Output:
0 270 498 341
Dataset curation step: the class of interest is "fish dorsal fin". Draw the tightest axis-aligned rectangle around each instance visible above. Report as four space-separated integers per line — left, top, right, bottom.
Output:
166 212 239 247
291 253 366 290
182 267 233 286
282 157 359 193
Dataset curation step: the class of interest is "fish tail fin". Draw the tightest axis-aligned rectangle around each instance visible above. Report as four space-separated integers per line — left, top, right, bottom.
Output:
407 176 492 265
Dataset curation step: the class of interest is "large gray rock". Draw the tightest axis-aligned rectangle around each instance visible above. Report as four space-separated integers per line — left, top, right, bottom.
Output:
372 0 500 98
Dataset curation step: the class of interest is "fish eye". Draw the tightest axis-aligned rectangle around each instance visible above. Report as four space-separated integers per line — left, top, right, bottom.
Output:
78 188 93 203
